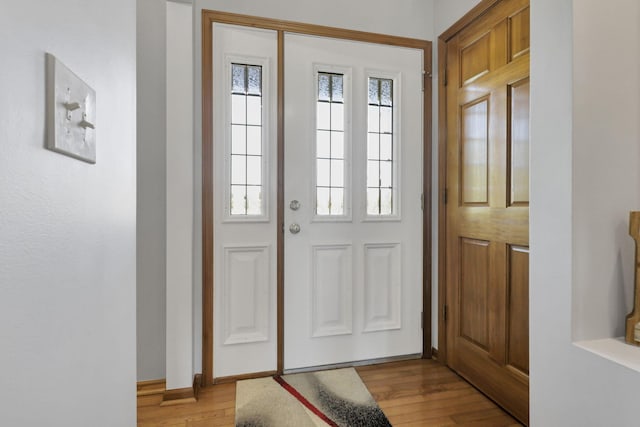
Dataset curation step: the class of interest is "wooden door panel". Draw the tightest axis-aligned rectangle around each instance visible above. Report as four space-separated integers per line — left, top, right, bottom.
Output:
445 0 529 424
457 210 528 244
507 245 529 375
509 78 530 206
460 238 490 349
509 6 530 60
460 34 490 85
461 99 489 205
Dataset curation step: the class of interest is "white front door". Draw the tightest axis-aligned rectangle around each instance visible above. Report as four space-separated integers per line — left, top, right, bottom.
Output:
283 34 424 370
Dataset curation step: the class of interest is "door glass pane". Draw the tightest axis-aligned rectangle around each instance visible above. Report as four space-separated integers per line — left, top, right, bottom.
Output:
380 106 393 134
367 77 395 216
318 74 330 101
331 131 344 159
246 185 262 215
317 102 331 130
231 94 246 124
317 130 331 158
380 160 392 188
316 187 330 215
317 159 331 187
368 105 380 133
232 64 245 93
367 161 379 187
231 125 246 155
231 185 246 215
380 134 392 160
246 126 261 156
246 156 261 185
247 66 262 95
229 63 264 216
315 72 346 216
231 155 246 185
368 133 380 160
331 74 343 102
380 188 393 215
330 188 344 215
331 159 344 187
246 96 261 126
366 188 379 215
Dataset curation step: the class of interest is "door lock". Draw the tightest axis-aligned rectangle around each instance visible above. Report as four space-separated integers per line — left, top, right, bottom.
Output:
289 223 301 234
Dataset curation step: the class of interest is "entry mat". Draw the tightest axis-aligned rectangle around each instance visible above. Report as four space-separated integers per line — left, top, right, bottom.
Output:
235 367 392 427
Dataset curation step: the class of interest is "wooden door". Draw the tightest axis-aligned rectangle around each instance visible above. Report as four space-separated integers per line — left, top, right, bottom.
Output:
284 34 424 370
444 0 530 424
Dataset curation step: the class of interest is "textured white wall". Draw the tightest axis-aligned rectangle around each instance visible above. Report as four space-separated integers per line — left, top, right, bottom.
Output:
530 0 640 424
137 0 168 382
0 1 137 426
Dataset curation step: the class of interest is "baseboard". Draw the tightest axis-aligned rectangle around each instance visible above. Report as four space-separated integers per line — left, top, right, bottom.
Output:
136 379 166 397
431 347 440 361
160 374 202 406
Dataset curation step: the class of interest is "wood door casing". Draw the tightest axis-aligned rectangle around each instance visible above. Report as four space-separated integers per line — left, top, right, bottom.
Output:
200 10 433 385
444 0 530 424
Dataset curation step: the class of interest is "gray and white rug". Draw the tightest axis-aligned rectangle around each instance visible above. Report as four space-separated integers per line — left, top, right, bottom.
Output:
235 368 391 427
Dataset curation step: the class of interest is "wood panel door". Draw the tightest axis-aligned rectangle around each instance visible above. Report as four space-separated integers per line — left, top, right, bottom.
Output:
444 0 530 424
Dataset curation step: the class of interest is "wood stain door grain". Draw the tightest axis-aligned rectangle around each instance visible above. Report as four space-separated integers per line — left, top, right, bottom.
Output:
444 0 530 423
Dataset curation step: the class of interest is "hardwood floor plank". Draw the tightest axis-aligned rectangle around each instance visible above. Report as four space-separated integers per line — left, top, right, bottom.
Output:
137 360 521 426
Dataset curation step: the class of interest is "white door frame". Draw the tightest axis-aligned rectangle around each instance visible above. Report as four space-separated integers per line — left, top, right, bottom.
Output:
201 9 433 386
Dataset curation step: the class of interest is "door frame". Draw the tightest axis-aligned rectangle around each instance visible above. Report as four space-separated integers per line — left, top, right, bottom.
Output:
201 9 432 386
436 0 510 365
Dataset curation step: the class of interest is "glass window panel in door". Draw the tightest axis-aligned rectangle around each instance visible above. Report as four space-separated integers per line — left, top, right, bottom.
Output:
315 71 346 217
229 63 264 216
367 77 395 216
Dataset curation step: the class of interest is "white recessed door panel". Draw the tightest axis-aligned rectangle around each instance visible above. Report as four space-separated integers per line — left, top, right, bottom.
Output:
284 34 423 370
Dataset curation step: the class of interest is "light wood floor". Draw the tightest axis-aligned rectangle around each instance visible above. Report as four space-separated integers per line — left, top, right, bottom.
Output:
137 359 522 426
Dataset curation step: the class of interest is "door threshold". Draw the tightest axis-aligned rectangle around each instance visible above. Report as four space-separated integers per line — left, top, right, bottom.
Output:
283 353 422 375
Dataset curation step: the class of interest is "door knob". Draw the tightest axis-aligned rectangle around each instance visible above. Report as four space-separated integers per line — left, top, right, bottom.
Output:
289 223 301 234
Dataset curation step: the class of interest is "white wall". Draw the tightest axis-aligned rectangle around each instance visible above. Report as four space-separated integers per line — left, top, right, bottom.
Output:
0 1 137 426
137 0 167 382
571 0 640 341
166 0 195 390
434 0 482 35
530 0 640 424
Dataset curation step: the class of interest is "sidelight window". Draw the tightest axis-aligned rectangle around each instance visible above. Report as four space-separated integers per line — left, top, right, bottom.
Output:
230 63 263 216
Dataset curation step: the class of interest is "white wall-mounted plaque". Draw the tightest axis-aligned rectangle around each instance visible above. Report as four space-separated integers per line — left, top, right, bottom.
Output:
46 53 96 163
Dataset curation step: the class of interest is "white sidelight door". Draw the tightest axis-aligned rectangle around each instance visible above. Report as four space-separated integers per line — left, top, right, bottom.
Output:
212 24 278 378
283 34 423 370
